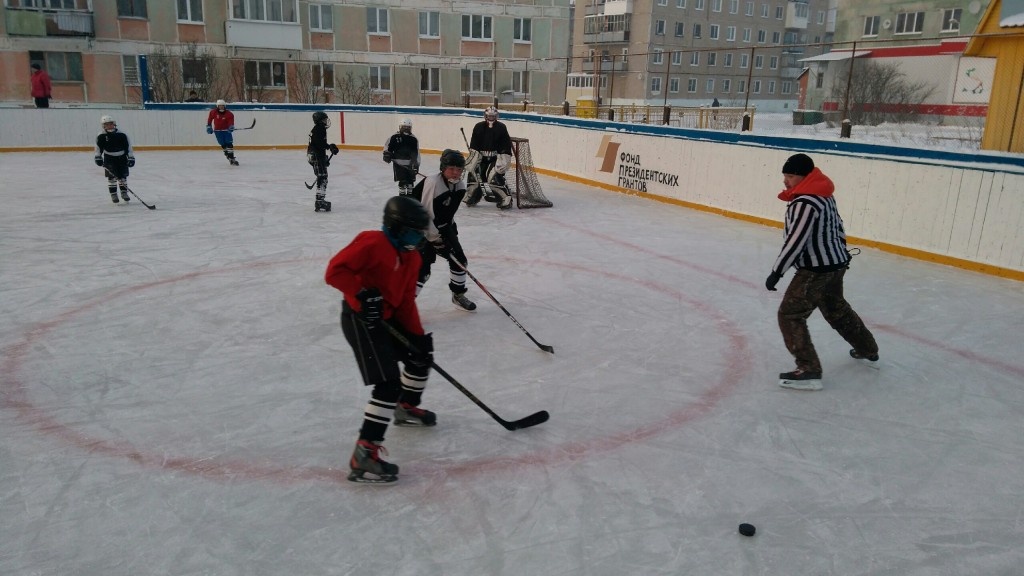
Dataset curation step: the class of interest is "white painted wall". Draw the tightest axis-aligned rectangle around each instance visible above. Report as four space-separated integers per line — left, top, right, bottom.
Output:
1 106 1021 275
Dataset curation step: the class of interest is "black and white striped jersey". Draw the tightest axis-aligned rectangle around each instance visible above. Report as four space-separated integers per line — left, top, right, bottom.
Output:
772 194 850 274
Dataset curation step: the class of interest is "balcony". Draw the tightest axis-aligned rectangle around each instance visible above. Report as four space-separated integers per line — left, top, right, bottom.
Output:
581 59 629 73
784 2 810 30
583 13 631 44
5 7 94 37
583 30 630 44
226 19 302 51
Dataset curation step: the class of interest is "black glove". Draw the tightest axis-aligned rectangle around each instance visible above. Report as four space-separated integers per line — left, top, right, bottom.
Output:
329 143 339 155
766 271 783 291
356 288 383 326
94 156 103 167
383 151 392 163
323 156 330 167
407 332 433 369
127 156 136 168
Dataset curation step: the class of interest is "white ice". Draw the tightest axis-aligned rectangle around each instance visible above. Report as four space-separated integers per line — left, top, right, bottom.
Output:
1 150 1022 576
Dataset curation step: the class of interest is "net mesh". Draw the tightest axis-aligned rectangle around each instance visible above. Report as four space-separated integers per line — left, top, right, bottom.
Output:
509 137 553 209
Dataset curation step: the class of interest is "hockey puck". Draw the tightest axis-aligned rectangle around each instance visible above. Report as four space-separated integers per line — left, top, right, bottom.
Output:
738 523 756 537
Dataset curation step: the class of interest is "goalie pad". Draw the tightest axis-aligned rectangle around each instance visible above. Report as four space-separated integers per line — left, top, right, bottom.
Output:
495 153 512 175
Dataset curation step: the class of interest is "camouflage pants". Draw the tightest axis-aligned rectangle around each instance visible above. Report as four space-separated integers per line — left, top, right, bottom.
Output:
778 268 878 374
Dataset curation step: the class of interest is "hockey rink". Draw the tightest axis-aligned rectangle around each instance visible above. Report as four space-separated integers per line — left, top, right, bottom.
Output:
1 149 1022 575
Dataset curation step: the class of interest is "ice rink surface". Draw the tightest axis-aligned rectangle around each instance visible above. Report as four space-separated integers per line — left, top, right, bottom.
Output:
2 150 1022 576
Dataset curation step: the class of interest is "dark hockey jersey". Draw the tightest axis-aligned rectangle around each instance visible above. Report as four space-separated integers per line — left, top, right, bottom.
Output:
95 130 133 158
469 120 512 154
384 132 420 163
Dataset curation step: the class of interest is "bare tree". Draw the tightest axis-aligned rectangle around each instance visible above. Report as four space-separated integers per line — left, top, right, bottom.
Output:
831 60 936 126
146 43 227 103
229 60 269 103
333 71 386 105
290 62 333 104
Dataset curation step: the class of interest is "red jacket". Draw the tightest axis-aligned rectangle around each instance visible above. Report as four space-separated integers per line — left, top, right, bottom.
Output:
30 69 51 99
325 230 425 335
206 108 234 131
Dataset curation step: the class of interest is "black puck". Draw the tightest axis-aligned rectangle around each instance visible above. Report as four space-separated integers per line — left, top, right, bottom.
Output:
738 523 756 537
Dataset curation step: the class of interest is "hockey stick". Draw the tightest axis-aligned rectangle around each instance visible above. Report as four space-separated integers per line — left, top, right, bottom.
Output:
215 118 256 132
103 166 156 210
445 255 554 354
304 151 336 189
382 321 549 431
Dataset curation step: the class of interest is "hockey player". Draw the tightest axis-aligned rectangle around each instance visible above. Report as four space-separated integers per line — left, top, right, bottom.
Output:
307 111 339 212
205 99 239 166
382 118 421 195
94 115 135 204
325 196 436 483
766 153 879 391
416 149 476 311
465 106 513 209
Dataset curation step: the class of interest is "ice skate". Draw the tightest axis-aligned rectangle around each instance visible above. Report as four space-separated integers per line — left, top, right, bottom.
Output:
120 188 130 202
452 292 477 311
849 349 879 362
393 402 437 427
778 369 823 391
348 439 398 484
109 190 120 204
314 192 331 212
229 158 239 166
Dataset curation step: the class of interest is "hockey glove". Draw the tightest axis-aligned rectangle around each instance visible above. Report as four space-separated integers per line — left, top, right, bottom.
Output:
206 125 213 134
94 156 104 167
329 144 339 155
383 150 392 163
765 271 783 291
127 156 136 168
356 288 384 327
228 126 236 132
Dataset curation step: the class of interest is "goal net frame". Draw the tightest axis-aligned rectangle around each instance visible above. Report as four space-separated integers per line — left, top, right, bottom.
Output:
509 137 553 209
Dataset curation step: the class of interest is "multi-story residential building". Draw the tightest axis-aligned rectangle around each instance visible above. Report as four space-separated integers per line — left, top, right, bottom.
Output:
833 0 990 46
0 1 571 107
569 0 832 111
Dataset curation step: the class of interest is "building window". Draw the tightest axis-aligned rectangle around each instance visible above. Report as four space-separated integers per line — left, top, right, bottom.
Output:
712 0 722 12
675 22 685 37
693 23 702 38
311 63 334 88
775 5 784 19
710 24 719 39
672 51 683 65
182 58 208 85
745 1 754 16
669 77 680 92
367 7 389 34
177 0 203 23
122 54 139 85
707 52 717 66
743 27 751 42
462 15 493 40
737 79 746 93
118 0 147 18
941 8 962 33
729 0 738 14
369 65 391 91
795 3 808 18
309 4 332 31
757 29 766 43
722 78 731 92
29 50 83 81
688 78 697 92
769 55 778 69
651 76 662 94
818 10 826 25
652 49 664 65
690 52 700 66
726 26 736 41
512 70 530 94
695 0 705 10
706 78 715 93
724 52 733 67
863 15 879 36
244 61 286 87
514 18 532 42
772 31 780 43
232 0 297 23
752 79 761 93
461 69 492 92
420 68 440 92
740 53 749 68
419 11 440 37
781 80 792 94
677 0 687 7
658 0 668 5
656 19 666 36
754 54 763 69
895 11 924 34
767 80 775 94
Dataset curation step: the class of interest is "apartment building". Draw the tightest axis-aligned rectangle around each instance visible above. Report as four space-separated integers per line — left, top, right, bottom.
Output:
833 0 989 46
0 1 571 107
569 0 832 111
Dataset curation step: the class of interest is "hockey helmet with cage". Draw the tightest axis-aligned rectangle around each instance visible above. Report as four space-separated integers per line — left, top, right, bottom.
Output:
399 117 412 133
101 115 116 131
312 110 331 128
484 106 499 121
382 196 429 251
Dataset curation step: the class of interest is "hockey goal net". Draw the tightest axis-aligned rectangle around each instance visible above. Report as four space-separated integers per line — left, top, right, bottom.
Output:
509 137 553 208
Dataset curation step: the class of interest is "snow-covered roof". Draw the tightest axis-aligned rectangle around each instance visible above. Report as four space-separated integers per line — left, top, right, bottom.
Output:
1000 0 1024 26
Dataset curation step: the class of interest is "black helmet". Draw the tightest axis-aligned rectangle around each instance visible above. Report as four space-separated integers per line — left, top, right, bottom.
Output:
439 149 465 170
312 111 330 127
382 196 429 250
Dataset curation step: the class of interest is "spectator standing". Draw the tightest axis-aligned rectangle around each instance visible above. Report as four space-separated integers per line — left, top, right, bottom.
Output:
30 63 52 108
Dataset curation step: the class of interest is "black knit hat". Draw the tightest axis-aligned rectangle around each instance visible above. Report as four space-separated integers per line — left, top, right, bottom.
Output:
782 153 814 176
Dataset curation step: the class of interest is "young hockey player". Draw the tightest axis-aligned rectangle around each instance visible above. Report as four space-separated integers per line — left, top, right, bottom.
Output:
416 149 476 311
205 99 239 166
94 115 135 204
465 106 513 209
325 196 436 483
307 111 339 212
766 153 879 391
382 118 421 195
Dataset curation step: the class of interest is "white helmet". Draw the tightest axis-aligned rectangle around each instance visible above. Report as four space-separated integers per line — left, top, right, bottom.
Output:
101 115 116 125
399 117 412 131
216 99 227 107
484 106 498 121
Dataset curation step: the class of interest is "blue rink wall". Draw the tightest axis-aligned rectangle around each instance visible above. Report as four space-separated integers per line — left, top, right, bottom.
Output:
1 103 1021 280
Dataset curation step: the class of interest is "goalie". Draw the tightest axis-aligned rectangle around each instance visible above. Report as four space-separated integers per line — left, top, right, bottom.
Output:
466 106 513 209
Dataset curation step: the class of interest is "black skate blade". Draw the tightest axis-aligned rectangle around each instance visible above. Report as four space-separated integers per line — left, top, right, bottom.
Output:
505 410 549 431
347 470 398 484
